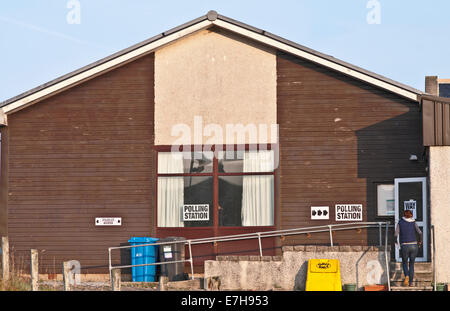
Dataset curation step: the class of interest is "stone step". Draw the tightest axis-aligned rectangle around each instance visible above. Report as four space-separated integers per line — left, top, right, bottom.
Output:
389 261 433 287
390 262 432 271
391 286 434 291
390 271 433 282
390 280 433 288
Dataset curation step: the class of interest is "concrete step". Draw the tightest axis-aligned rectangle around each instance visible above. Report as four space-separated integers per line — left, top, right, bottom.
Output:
391 287 433 291
390 271 433 282
390 262 432 271
390 280 432 288
389 261 433 290
390 262 433 283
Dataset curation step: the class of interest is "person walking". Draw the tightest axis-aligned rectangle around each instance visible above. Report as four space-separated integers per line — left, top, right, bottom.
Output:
394 210 423 287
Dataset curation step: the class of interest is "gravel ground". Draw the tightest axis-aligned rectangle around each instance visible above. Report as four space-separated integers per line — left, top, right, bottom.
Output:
39 280 201 291
40 280 112 291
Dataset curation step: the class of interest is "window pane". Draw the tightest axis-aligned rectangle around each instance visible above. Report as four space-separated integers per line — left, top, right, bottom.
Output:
219 176 243 226
218 150 274 173
377 184 395 216
243 150 274 173
183 176 213 227
158 152 213 174
218 151 243 173
158 176 213 227
219 175 274 227
158 176 184 227
158 152 184 174
183 152 213 174
399 182 423 221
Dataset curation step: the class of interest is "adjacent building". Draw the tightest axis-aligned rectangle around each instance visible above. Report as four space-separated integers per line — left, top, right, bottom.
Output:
422 76 450 284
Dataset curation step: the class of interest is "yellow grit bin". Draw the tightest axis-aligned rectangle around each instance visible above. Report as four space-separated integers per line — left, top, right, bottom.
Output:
305 259 342 291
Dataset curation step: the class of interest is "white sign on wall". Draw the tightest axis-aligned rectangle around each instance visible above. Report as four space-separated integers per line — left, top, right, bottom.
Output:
335 204 363 221
182 204 209 221
95 217 122 226
377 184 395 216
311 206 329 220
403 199 417 219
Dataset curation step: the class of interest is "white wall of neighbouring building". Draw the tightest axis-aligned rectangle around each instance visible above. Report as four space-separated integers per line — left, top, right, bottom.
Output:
429 146 450 283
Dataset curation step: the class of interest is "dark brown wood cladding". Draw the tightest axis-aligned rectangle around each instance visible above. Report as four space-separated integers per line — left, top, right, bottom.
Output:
0 126 8 236
6 54 155 274
422 97 450 146
277 52 426 246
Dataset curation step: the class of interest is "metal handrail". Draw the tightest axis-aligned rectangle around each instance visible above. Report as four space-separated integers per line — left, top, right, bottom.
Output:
108 221 392 285
385 222 391 291
431 224 436 291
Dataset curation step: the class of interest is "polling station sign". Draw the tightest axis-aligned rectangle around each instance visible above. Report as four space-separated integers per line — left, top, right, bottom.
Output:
183 204 209 221
335 204 363 221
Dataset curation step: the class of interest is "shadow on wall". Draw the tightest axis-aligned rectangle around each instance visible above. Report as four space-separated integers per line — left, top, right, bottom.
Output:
355 102 426 251
293 261 308 291
277 51 426 249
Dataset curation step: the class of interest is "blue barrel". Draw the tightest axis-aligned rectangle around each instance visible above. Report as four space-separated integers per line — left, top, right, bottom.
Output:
128 237 159 282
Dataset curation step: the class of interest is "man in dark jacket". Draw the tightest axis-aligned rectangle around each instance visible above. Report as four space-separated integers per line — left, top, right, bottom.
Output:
394 210 423 287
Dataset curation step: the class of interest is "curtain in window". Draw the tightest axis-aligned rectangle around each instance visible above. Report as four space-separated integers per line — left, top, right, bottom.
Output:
157 153 184 227
241 150 274 226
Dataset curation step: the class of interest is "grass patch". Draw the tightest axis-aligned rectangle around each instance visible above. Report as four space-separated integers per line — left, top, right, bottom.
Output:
0 276 58 291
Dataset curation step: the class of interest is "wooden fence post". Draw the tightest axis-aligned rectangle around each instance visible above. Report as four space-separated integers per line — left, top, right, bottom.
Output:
30 249 39 291
159 275 168 291
63 261 72 291
111 269 121 291
1 237 9 282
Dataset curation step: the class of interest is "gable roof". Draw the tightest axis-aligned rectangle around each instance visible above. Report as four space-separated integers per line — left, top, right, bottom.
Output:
0 10 425 120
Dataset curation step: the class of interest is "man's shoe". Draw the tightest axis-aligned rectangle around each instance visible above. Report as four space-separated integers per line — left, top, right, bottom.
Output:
403 276 409 286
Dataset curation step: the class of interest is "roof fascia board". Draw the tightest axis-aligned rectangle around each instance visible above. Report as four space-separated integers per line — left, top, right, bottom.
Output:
212 19 419 102
420 94 450 104
0 110 6 126
1 19 212 115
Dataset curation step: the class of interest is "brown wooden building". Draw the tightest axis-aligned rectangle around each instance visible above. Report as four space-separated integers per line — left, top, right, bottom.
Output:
0 11 432 275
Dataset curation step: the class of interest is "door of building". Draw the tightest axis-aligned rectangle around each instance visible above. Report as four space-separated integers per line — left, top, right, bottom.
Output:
394 177 428 262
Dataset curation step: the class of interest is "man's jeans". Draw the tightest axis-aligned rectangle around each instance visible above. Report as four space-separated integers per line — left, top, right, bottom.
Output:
401 244 419 284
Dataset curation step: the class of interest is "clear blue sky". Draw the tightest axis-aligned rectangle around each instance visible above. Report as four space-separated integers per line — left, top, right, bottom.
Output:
1 0 449 102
